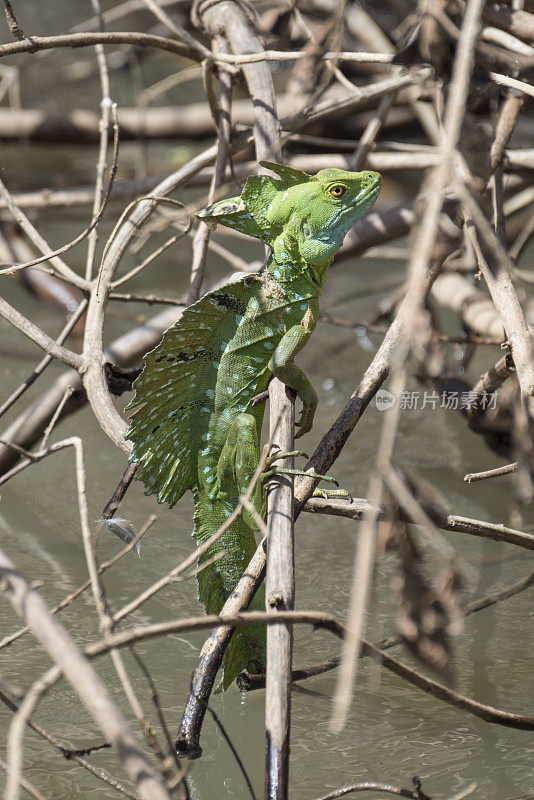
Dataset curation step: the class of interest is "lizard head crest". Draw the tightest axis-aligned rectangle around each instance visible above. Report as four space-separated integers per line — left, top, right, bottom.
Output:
196 161 312 243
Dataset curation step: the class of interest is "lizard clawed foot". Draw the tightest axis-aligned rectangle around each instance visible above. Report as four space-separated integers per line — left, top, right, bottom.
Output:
263 446 309 470
295 416 314 439
294 396 317 439
311 488 353 502
265 467 340 486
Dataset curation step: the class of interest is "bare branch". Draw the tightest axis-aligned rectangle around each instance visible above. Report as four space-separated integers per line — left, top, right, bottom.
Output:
0 30 207 62
0 542 171 800
464 462 518 483
0 296 82 370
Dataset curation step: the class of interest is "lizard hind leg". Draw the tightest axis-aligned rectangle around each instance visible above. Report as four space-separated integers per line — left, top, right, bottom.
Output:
216 412 263 498
206 412 267 690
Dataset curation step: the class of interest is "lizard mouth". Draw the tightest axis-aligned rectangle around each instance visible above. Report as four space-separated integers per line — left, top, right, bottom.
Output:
353 175 382 208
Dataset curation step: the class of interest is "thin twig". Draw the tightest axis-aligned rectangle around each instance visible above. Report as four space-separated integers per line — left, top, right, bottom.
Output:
0 107 119 277
0 31 207 62
0 175 88 290
70 611 534 731
464 462 518 483
188 36 232 304
239 568 534 690
203 703 258 800
85 4 111 282
0 755 49 800
0 299 87 420
0 295 82 370
330 0 486 733
38 387 73 450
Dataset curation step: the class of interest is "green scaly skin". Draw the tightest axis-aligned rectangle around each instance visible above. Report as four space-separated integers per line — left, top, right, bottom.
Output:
127 161 381 688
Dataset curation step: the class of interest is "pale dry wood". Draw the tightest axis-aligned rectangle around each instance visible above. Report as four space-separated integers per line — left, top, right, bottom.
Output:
85 10 112 282
460 185 534 412
138 0 210 58
309 779 429 800
239 569 534 691
71 611 534 731
483 3 534 43
0 30 206 62
0 174 88 289
0 229 83 322
0 519 153 652
196 1 282 163
111 507 253 625
188 36 232 304
0 755 49 800
0 542 171 800
3 601 525 735
0 299 87 421
489 71 534 99
2 149 533 208
82 146 219 452
74 0 191 33
304 496 534 550
464 462 518 483
330 0 486 732
69 436 182 787
431 272 506 339
266 382 295 800
467 354 515 424
0 296 83 370
481 26 534 55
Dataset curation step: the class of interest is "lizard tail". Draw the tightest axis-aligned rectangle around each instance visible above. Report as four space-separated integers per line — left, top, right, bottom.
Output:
219 585 266 691
194 499 266 690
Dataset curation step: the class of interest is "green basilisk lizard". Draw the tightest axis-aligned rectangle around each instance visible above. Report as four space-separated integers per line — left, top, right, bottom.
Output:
127 162 381 688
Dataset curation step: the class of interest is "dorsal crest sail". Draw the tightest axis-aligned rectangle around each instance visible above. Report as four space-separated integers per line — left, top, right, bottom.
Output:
127 274 264 507
196 161 313 244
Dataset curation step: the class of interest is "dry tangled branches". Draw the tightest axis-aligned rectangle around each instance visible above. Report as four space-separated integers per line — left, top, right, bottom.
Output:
0 1 533 799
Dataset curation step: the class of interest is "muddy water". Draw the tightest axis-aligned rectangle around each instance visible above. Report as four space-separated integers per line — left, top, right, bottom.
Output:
0 3 534 799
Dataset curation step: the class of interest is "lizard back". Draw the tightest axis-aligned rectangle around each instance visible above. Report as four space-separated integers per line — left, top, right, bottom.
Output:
127 271 291 506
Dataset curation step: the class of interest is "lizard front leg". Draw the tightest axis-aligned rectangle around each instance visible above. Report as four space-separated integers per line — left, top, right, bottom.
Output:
268 323 317 437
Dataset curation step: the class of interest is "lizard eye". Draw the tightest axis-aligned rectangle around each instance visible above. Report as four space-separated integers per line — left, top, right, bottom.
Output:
329 185 346 198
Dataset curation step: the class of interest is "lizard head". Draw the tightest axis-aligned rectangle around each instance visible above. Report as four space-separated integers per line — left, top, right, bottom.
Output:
266 166 382 266
196 162 381 266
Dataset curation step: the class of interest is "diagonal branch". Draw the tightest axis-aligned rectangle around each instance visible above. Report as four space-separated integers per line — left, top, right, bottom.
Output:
457 180 534 413
0 295 82 370
0 539 171 800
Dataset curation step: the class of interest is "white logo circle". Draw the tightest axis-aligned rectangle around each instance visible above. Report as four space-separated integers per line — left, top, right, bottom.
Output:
375 389 396 411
